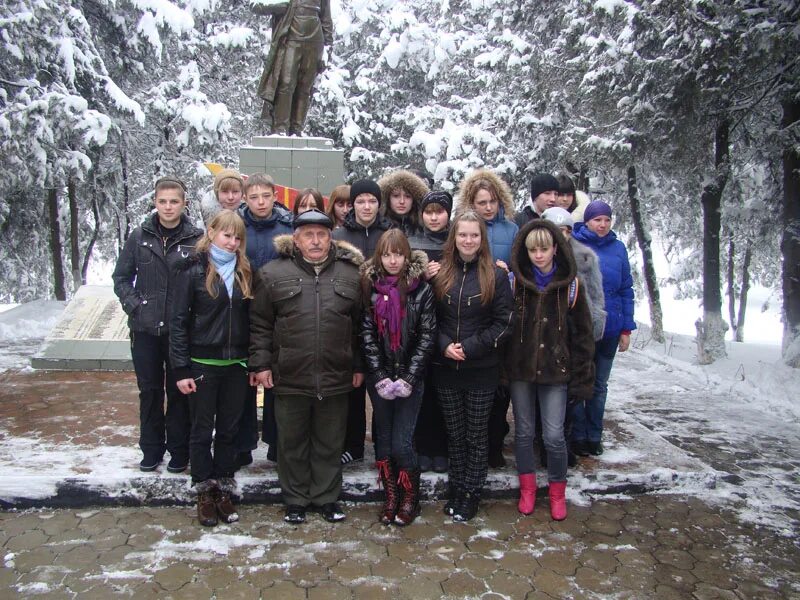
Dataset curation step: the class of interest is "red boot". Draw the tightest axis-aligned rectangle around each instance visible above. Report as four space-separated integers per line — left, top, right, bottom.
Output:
376 459 399 525
394 468 421 526
549 480 567 521
517 473 537 515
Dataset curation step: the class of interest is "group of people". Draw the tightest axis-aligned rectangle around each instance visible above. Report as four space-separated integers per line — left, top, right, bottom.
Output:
112 166 635 528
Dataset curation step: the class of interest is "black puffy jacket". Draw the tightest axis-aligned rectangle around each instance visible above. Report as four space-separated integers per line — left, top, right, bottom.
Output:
112 213 202 336
169 252 253 381
360 251 437 387
435 259 514 370
332 209 393 260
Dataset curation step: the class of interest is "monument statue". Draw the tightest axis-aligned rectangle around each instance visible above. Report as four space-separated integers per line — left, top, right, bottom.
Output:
253 0 333 136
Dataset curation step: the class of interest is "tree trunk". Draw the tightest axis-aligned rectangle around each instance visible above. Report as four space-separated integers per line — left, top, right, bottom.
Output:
81 173 101 285
782 97 800 367
735 242 752 343
697 120 730 364
120 142 131 247
726 231 737 340
627 165 664 342
47 187 67 301
68 178 81 292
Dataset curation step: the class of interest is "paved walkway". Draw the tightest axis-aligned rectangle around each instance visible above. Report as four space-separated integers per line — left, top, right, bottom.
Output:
2 495 798 598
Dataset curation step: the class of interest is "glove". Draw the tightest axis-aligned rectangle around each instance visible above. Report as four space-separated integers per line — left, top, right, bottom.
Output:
375 378 396 400
393 379 413 398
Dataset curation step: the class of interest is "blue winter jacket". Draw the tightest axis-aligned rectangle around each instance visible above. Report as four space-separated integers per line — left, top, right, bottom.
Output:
485 207 519 266
240 205 293 269
572 222 636 339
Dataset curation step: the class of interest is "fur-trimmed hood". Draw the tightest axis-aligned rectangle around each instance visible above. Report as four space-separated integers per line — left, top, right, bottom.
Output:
272 234 365 267
456 168 516 220
359 249 428 282
377 170 430 206
511 219 576 292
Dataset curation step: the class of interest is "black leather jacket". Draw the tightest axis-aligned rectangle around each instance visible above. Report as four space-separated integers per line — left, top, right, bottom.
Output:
434 259 514 370
360 251 436 387
112 213 203 336
169 252 253 381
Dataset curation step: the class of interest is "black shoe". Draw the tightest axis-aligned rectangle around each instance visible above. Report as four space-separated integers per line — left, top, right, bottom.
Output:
418 455 433 473
571 441 590 457
588 441 604 456
167 456 188 473
488 449 506 468
237 451 253 468
432 456 448 473
453 490 481 522
266 445 277 462
284 505 306 524
320 502 346 523
139 454 162 472
444 484 462 516
341 451 363 465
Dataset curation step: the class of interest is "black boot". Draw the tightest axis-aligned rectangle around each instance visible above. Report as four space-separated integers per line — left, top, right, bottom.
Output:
453 489 481 522
443 483 462 516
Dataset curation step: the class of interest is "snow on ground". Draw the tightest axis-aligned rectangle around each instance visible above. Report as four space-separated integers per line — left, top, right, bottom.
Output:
0 300 65 372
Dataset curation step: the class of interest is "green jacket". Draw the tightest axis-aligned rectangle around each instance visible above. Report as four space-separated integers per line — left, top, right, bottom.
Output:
249 234 364 398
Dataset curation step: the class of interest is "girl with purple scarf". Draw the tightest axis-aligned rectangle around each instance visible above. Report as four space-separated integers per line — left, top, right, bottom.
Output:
360 229 437 526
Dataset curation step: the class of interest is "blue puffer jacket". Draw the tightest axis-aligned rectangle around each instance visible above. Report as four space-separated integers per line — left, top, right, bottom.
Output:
572 222 636 339
240 205 293 269
485 207 519 266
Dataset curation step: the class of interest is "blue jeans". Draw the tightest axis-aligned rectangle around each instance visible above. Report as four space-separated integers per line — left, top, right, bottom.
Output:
571 335 619 443
510 382 567 481
368 378 424 470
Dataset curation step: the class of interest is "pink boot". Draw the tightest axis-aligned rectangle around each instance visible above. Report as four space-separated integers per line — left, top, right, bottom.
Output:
549 480 567 521
517 473 537 515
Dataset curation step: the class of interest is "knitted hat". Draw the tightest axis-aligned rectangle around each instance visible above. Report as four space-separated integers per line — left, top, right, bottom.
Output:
583 200 612 223
542 207 574 229
213 169 244 194
529 173 560 202
293 208 333 230
350 179 382 205
420 191 453 218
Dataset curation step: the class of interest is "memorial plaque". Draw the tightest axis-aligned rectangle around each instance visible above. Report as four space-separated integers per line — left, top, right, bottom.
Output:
32 286 133 371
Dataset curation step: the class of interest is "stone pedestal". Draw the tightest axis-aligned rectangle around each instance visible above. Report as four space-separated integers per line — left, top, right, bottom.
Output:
32 286 132 371
239 135 344 193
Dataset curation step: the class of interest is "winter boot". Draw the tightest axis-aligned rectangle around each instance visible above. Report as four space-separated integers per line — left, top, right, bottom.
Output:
453 489 481 522
196 480 218 527
443 483 462 516
215 478 239 524
395 468 421 526
517 473 537 515
376 458 399 525
549 480 567 521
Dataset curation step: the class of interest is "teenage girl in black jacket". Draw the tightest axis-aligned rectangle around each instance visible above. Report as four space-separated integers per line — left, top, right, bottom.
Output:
171 210 255 528
361 229 436 526
433 210 513 522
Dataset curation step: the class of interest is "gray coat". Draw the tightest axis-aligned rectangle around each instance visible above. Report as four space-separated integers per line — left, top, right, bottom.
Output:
571 238 607 341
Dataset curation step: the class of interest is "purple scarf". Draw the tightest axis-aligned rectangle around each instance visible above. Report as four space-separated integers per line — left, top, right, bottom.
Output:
533 264 556 291
373 276 419 351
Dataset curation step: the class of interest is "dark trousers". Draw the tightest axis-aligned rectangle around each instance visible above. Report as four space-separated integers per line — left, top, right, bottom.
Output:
487 385 511 454
275 392 349 507
130 331 190 462
437 386 495 492
234 385 259 453
369 378 424 469
414 374 449 457
188 363 248 483
261 387 278 446
343 382 367 457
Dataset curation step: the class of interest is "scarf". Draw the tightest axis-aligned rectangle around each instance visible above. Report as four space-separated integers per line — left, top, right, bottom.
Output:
533 264 556 291
210 244 237 298
373 276 420 351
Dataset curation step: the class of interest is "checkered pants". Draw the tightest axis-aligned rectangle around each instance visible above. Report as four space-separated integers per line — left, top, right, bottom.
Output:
436 386 495 492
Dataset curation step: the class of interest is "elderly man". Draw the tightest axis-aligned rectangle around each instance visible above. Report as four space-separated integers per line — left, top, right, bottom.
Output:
249 209 364 524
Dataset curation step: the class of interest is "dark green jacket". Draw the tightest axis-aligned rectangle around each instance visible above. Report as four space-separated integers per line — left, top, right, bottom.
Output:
249 234 364 398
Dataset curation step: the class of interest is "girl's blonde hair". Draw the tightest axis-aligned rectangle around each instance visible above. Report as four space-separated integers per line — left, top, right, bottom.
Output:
196 210 253 299
524 227 555 250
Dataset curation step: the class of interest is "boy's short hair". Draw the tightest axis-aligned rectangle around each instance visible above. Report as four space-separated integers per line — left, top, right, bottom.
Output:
524 227 555 250
243 173 276 196
154 176 187 200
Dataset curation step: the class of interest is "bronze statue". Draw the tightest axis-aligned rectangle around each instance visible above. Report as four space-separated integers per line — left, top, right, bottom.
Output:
253 0 333 136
